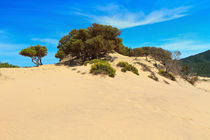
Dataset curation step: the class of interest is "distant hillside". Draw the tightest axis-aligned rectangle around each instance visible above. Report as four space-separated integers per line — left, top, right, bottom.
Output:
180 50 210 77
0 62 19 68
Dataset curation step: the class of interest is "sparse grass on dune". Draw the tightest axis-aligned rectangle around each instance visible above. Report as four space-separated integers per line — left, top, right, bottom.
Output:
148 72 159 81
134 62 152 72
158 69 176 81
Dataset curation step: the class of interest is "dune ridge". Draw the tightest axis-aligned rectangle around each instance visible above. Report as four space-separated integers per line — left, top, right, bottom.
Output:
0 53 210 140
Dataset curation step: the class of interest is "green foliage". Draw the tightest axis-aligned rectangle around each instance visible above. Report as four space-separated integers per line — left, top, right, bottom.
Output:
158 69 176 81
55 23 123 61
134 47 172 63
84 59 107 66
0 62 19 68
117 61 139 75
90 61 116 77
19 45 47 66
115 45 134 56
55 50 65 60
116 46 172 65
180 50 210 77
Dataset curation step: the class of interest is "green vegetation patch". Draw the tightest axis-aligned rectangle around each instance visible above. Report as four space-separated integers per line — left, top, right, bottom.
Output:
90 60 116 77
0 62 19 68
117 61 139 75
84 59 107 66
55 23 123 61
158 69 176 81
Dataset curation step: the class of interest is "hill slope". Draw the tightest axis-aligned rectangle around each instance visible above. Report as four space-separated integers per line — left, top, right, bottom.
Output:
0 53 210 140
180 50 210 77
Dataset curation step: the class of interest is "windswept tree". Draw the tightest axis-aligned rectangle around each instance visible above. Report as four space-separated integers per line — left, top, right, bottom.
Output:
55 23 123 62
19 45 47 66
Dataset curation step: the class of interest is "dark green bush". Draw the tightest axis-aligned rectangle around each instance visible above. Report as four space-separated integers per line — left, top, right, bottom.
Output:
55 23 123 61
117 61 139 75
158 69 176 81
90 61 116 77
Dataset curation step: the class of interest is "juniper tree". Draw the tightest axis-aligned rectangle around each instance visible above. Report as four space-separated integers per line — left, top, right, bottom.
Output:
19 45 47 66
55 23 123 62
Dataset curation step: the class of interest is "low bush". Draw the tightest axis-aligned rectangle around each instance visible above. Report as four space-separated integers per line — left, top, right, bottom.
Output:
0 62 19 68
90 61 116 77
84 59 106 66
148 72 159 81
158 69 176 81
117 61 139 75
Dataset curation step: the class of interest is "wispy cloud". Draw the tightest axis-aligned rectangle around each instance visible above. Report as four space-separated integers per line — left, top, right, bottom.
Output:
97 4 120 12
0 42 26 50
159 38 210 57
31 38 58 45
76 4 191 29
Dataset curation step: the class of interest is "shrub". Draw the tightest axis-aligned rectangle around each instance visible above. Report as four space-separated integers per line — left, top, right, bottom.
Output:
117 61 139 75
158 69 176 81
0 62 19 68
148 73 159 81
84 59 107 66
133 47 172 63
115 45 134 56
90 61 116 77
19 45 47 66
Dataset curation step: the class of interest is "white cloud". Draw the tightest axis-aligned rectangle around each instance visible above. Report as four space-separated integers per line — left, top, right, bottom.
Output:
32 38 58 45
160 40 210 51
77 5 191 29
0 43 26 50
159 39 210 57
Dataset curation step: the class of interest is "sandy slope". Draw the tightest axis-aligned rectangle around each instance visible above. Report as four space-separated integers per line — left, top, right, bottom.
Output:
196 77 210 92
0 54 210 140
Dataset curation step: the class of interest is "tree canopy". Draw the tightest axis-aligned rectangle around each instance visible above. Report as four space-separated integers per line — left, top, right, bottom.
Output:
19 45 47 66
55 23 124 61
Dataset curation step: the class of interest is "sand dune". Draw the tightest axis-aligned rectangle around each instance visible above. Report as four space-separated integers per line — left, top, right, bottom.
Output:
0 54 210 140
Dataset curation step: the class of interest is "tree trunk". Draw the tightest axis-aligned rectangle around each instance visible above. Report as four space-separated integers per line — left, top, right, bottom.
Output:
31 57 40 67
39 58 43 65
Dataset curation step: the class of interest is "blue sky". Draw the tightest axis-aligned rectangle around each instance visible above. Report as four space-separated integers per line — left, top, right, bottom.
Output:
0 0 210 67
